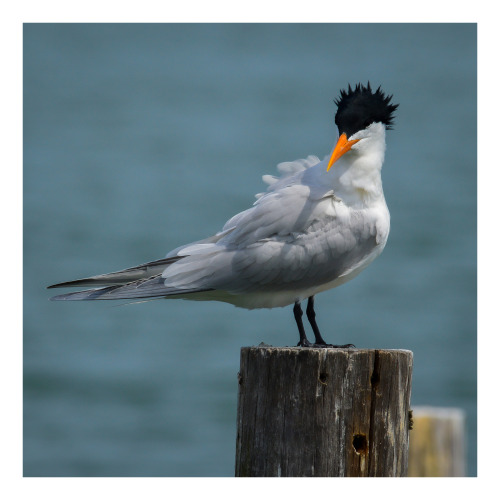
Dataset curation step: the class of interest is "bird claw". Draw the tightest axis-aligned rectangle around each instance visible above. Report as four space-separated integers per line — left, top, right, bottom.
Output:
323 343 356 349
297 339 312 347
297 340 355 349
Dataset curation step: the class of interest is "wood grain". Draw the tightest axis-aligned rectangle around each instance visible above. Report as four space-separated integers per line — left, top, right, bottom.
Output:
235 346 413 477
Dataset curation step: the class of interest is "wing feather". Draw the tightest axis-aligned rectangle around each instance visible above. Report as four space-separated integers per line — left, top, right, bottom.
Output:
50 274 213 301
48 256 184 289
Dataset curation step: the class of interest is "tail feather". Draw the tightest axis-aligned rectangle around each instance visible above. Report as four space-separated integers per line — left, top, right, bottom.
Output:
49 273 213 301
47 256 184 289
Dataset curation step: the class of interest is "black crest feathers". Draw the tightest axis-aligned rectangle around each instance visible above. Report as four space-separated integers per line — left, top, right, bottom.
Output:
334 82 399 138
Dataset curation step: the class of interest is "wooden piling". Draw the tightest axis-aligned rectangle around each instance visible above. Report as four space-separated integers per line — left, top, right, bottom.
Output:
408 406 466 477
235 346 413 477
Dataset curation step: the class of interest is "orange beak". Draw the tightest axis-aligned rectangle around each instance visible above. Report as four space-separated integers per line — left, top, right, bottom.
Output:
326 133 360 171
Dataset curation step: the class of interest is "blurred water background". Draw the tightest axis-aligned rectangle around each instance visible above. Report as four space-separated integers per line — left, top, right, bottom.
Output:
23 23 476 476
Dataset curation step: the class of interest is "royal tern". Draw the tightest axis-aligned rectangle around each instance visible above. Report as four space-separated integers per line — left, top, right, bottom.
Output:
49 82 398 348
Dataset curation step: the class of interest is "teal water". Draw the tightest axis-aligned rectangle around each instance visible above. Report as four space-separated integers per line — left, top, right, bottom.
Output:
24 23 477 476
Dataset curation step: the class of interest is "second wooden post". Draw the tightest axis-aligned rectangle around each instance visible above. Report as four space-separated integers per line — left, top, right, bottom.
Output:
235 346 413 477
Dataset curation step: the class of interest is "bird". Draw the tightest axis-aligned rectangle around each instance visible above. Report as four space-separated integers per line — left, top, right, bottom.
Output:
48 82 398 348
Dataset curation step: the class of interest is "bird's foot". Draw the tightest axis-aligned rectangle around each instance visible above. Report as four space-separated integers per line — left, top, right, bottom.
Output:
298 341 356 349
297 338 313 347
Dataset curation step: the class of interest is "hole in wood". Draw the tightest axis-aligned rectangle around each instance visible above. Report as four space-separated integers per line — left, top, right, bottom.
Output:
352 434 368 455
319 372 328 385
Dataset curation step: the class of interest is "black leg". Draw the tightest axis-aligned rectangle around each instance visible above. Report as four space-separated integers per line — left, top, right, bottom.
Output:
294 301 311 347
306 296 329 345
304 296 356 349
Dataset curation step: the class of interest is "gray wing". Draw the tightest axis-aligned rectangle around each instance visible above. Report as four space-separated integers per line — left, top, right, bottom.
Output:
48 230 235 301
161 186 382 295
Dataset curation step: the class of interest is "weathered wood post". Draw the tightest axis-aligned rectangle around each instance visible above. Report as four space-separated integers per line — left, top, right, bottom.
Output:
235 346 413 477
